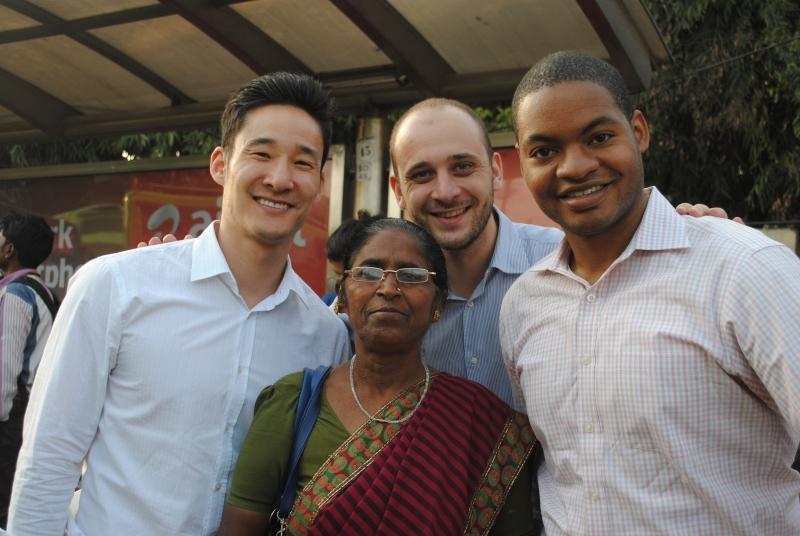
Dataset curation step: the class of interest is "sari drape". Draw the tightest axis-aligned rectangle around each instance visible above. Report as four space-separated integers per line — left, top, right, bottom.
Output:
286 373 535 535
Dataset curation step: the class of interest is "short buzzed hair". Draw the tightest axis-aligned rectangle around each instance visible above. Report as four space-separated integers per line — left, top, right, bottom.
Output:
389 98 493 174
512 51 633 134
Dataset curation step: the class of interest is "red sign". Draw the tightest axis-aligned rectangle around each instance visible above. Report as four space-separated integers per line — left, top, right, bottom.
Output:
0 166 331 298
494 147 559 228
125 168 331 295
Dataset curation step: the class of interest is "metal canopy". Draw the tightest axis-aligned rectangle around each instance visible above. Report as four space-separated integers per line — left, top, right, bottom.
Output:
0 0 669 144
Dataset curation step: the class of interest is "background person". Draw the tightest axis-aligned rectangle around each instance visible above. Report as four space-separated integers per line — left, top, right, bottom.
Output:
0 213 55 529
219 219 537 536
321 209 382 305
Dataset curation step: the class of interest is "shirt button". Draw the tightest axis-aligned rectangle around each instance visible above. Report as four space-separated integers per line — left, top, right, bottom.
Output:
591 491 602 501
214 483 222 491
470 356 479 365
586 294 596 303
225 424 232 433
584 423 594 433
581 356 591 366
466 301 474 308
237 367 244 375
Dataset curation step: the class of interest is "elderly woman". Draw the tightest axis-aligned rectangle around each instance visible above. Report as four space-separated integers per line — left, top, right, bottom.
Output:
219 219 537 535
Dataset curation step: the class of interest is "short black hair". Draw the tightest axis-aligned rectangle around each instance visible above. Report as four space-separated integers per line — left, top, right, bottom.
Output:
512 51 633 134
220 72 335 164
326 210 384 263
0 213 54 268
340 218 448 301
389 98 493 173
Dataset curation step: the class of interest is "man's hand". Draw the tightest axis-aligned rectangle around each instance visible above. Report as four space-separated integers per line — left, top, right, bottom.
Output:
676 203 744 224
136 234 191 248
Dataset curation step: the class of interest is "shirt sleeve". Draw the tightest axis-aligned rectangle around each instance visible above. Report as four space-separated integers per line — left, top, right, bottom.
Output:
227 373 302 512
499 288 527 414
720 244 800 436
8 259 123 535
0 287 34 422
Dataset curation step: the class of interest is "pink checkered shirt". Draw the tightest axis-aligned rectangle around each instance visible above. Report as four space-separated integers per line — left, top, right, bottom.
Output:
500 188 800 535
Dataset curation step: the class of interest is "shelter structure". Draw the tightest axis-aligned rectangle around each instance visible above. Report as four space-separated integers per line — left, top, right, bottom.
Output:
0 0 670 295
0 0 668 142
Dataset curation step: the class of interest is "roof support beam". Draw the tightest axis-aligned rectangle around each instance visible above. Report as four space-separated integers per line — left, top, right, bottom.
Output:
0 67 79 136
0 1 252 44
0 68 536 143
0 4 171 44
1 0 194 105
329 0 453 95
576 0 654 92
158 0 310 74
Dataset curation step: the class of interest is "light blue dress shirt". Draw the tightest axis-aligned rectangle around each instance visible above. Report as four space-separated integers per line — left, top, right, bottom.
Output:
422 208 562 404
9 224 351 536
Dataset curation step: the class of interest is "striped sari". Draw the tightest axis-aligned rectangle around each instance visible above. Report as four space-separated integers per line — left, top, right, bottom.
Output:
286 373 536 535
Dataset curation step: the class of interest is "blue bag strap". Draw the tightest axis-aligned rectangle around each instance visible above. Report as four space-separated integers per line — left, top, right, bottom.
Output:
275 365 332 516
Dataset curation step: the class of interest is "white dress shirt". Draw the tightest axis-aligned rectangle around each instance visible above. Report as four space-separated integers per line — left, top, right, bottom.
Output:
9 224 350 535
501 188 800 535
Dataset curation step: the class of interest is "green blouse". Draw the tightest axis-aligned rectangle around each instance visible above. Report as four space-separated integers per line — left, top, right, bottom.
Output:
228 372 536 535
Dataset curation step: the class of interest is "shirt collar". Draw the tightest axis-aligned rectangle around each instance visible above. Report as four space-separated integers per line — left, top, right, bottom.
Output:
269 258 310 310
534 186 690 274
489 208 537 275
190 223 310 309
190 223 231 282
628 186 690 253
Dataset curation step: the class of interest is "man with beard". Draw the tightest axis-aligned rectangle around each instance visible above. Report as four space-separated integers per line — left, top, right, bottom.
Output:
389 99 562 405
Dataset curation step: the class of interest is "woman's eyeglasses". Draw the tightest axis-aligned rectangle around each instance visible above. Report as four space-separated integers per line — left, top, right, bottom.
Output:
345 266 436 284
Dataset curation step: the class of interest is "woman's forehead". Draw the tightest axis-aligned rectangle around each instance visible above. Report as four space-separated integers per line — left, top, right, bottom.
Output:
353 229 427 265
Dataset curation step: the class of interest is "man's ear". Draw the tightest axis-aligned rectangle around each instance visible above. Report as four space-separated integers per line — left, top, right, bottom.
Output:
210 146 226 187
630 110 650 154
314 164 327 203
490 151 503 191
389 175 407 211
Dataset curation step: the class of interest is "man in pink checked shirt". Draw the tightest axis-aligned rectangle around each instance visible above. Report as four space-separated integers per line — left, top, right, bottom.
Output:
501 51 800 535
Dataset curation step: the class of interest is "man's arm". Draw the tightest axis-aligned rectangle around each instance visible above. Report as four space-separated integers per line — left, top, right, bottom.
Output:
8 260 122 534
499 291 528 415
0 290 33 422
721 244 800 433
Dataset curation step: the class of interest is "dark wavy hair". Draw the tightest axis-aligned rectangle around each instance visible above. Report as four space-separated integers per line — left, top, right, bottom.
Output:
339 218 448 301
0 213 54 268
220 72 334 164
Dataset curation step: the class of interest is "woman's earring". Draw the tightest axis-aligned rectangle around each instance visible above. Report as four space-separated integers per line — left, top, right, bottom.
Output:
432 309 441 322
333 301 341 314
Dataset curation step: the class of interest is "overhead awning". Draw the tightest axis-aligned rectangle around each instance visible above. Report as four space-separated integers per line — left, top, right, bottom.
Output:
0 0 669 144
